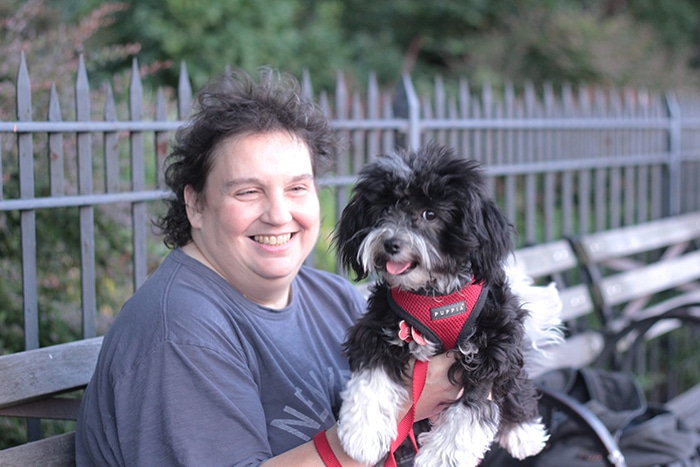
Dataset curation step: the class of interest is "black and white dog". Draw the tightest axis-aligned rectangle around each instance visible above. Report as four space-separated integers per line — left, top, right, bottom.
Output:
333 144 557 467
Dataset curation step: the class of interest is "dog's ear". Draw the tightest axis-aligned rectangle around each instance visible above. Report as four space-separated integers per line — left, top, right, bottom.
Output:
332 194 371 281
467 197 514 283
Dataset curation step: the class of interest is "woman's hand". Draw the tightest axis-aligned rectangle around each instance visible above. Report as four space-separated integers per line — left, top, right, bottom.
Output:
411 351 464 422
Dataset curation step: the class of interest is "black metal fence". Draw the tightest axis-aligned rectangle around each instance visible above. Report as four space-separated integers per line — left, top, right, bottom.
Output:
1 54 700 350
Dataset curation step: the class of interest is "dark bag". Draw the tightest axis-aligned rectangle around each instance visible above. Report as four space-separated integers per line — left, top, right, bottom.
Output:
480 367 700 467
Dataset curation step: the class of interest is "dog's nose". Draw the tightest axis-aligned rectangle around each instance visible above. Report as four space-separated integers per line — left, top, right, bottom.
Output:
384 238 401 254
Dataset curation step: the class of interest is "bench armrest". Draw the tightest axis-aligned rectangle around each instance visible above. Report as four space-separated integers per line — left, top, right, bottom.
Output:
536 385 627 467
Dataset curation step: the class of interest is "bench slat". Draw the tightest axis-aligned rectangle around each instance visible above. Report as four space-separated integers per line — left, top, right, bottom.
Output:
0 336 103 409
0 432 75 467
558 284 595 322
0 396 82 420
514 240 578 278
548 331 605 369
577 211 700 262
598 250 700 307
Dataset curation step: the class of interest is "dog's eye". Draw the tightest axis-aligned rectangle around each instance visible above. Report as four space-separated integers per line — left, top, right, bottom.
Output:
422 210 437 221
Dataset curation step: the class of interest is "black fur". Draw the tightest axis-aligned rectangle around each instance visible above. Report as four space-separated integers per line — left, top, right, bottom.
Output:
333 143 540 448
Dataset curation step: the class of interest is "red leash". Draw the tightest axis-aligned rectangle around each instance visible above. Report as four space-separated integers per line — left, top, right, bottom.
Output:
314 359 429 466
314 430 343 467
385 359 429 467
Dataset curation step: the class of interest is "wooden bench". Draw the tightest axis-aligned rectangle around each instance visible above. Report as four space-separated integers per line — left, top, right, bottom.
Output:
0 337 103 466
571 211 700 400
511 220 700 466
512 240 628 467
513 239 601 369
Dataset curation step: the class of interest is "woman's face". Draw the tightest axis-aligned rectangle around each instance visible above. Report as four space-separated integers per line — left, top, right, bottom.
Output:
185 131 320 307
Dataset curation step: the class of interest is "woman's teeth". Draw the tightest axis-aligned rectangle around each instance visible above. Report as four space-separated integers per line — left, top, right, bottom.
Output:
254 233 292 245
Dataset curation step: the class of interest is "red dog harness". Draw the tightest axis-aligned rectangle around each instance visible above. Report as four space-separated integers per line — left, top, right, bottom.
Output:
315 283 488 466
387 281 488 352
381 282 488 466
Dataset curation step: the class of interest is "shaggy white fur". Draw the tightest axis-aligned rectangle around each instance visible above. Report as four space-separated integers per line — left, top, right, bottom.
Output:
337 367 409 465
496 417 550 460
505 256 565 379
415 402 500 467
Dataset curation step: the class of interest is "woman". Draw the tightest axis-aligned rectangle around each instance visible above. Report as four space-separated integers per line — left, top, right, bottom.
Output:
75 68 462 466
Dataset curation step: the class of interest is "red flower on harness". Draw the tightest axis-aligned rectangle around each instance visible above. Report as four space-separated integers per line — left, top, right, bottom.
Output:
398 320 428 346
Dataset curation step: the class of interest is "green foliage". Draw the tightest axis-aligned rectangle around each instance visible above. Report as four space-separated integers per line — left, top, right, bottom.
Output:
337 0 700 89
64 0 700 91
78 0 350 90
626 0 699 48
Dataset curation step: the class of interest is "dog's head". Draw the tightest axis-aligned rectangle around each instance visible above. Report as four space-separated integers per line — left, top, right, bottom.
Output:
333 143 513 293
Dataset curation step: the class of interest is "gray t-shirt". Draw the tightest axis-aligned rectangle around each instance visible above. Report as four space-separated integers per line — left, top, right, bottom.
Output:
75 248 366 466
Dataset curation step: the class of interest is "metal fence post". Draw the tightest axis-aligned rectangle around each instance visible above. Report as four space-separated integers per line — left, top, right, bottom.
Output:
665 91 682 216
392 74 421 150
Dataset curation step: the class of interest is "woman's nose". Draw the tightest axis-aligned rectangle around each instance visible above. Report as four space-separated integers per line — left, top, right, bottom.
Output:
262 192 293 225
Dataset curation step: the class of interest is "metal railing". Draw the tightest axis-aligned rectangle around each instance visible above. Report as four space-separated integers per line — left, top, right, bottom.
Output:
1 53 700 350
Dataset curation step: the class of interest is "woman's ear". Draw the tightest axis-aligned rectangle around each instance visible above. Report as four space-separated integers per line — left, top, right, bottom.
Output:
184 185 203 229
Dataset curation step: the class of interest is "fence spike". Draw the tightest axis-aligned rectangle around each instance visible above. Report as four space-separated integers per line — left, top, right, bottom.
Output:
393 74 420 149
524 81 536 115
178 60 192 119
578 86 590 115
610 85 622 116
76 54 90 120
381 90 395 153
335 71 348 120
130 57 143 120
367 72 379 118
48 83 65 196
366 72 381 158
481 81 493 117
434 75 445 118
562 83 573 116
17 51 32 121
301 68 313 100
593 86 606 116
104 82 116 121
544 82 555 114
48 83 61 121
156 87 168 188
352 90 364 169
319 90 330 115
104 82 120 194
504 82 515 118
458 78 470 118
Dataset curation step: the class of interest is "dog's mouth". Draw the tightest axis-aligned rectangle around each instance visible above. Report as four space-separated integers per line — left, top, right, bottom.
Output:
385 260 416 276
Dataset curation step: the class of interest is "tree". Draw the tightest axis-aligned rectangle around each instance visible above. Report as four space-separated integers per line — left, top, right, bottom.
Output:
336 0 700 89
78 0 350 90
59 0 700 90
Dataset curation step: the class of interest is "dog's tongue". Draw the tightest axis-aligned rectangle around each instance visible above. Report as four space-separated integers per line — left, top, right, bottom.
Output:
386 261 411 275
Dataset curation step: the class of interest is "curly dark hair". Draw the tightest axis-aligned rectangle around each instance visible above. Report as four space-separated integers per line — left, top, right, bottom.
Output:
156 67 339 248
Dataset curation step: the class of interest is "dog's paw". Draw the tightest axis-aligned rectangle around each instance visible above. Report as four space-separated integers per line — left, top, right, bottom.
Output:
497 418 549 460
414 402 498 467
337 368 408 465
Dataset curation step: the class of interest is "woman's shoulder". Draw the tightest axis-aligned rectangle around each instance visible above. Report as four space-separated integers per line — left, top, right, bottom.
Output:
110 250 248 347
296 266 362 294
295 266 367 316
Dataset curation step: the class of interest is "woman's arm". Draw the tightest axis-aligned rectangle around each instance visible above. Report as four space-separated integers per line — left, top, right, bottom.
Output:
262 351 463 466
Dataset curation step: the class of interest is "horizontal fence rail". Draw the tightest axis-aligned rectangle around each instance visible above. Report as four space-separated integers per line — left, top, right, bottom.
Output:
1 53 700 355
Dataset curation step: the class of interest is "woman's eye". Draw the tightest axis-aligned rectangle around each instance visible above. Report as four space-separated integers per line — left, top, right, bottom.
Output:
235 188 261 199
422 210 436 221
